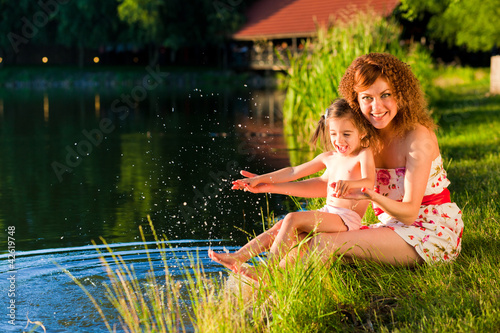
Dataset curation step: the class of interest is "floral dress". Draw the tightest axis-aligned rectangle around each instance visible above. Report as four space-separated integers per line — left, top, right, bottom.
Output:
363 155 464 263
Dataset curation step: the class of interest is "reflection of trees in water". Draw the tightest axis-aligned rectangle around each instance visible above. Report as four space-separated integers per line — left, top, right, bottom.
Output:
234 90 289 170
0 87 293 251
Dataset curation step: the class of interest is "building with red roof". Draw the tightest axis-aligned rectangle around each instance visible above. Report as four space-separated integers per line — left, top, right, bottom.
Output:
231 0 400 70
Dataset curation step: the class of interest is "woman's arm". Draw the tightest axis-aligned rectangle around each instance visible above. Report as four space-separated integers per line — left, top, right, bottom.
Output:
362 128 438 225
233 152 330 188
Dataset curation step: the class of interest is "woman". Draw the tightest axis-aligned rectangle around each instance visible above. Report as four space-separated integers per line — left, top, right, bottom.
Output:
308 52 463 265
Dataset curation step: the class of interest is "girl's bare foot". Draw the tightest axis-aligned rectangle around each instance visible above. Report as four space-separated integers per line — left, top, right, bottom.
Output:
238 264 261 282
208 250 243 272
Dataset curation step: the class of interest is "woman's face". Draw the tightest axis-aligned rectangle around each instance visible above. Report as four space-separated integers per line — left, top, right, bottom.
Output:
357 76 398 130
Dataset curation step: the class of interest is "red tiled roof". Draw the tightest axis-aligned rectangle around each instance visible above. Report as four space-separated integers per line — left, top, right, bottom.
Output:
233 0 400 40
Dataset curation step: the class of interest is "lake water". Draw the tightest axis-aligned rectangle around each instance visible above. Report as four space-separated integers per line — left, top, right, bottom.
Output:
0 84 291 332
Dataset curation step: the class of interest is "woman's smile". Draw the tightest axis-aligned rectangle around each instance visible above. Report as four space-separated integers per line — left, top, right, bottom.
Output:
371 111 388 119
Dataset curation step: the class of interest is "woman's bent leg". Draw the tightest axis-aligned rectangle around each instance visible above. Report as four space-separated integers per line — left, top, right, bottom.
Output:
310 227 424 266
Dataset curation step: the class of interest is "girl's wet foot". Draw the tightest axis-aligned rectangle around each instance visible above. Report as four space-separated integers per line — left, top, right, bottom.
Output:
208 250 242 272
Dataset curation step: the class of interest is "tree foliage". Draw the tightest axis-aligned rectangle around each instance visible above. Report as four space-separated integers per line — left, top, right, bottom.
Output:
58 0 120 48
0 0 250 66
400 0 500 52
117 0 164 46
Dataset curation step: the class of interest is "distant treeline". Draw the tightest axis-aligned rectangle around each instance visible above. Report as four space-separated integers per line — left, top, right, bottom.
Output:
0 0 254 67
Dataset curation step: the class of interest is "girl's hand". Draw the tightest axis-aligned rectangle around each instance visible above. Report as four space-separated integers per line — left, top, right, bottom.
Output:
240 170 258 178
330 180 353 198
231 170 261 190
241 183 272 194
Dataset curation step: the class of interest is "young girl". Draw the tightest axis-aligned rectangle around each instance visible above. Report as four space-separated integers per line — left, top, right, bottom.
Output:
209 98 376 273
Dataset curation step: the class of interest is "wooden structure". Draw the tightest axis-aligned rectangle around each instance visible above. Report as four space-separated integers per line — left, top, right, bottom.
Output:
231 0 400 70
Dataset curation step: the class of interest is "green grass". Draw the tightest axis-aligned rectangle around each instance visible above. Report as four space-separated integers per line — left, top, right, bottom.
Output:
60 66 500 332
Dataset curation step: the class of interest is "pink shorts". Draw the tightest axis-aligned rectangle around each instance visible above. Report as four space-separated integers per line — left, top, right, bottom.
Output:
317 205 362 231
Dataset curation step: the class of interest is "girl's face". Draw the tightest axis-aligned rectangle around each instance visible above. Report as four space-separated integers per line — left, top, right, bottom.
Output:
328 116 365 156
357 76 398 130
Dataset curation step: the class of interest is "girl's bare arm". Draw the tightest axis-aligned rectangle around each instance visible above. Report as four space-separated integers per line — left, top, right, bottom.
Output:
233 152 330 188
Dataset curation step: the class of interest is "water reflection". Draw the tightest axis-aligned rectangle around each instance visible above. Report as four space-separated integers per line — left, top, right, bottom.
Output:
0 240 230 332
0 85 289 331
0 87 288 251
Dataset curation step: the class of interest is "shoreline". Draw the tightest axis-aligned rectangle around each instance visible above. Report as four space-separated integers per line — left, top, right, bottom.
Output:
0 65 280 90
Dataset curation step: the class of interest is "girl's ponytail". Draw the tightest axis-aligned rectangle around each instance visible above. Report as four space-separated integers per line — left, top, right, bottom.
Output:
310 114 329 151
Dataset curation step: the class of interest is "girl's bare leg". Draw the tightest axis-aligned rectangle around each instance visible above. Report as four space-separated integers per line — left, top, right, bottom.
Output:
270 211 347 260
238 232 308 281
209 220 283 271
239 211 347 281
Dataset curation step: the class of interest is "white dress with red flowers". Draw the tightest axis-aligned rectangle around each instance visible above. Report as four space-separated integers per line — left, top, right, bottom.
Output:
365 154 464 263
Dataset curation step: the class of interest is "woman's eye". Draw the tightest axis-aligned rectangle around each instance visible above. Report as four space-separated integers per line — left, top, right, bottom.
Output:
382 93 391 98
362 96 372 101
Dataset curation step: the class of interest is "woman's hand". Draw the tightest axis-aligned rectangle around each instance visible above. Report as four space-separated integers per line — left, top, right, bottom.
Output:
330 180 353 198
331 181 376 201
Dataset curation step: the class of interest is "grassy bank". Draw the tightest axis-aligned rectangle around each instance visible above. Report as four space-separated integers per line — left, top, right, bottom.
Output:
58 66 500 332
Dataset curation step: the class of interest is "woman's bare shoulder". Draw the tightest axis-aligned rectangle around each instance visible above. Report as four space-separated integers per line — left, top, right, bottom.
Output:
404 124 439 159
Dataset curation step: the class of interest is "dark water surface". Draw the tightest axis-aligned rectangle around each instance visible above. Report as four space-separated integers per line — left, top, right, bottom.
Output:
0 85 290 332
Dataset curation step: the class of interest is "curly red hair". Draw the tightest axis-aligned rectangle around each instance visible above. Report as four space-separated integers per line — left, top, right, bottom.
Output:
339 53 435 137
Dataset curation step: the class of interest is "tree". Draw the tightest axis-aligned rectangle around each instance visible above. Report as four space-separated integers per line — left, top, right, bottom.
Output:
0 0 55 64
117 0 165 65
400 0 500 52
400 0 500 94
57 0 121 68
117 0 249 66
0 0 249 67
